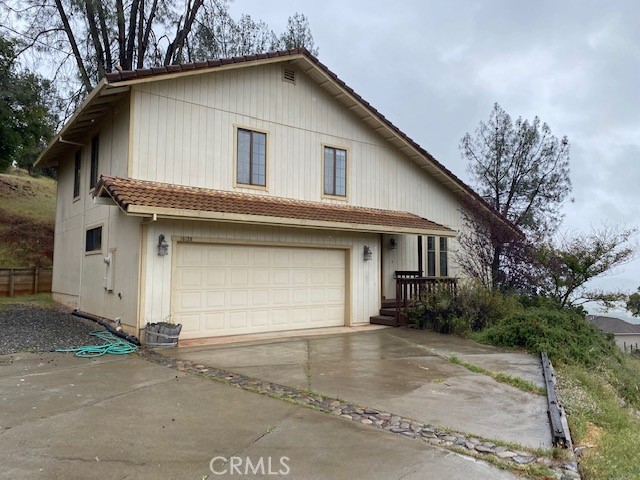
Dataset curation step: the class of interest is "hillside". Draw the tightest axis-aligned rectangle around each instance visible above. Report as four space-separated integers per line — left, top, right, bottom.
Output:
0 168 56 268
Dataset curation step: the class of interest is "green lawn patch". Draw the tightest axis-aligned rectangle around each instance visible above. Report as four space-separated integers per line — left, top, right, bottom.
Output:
0 293 57 311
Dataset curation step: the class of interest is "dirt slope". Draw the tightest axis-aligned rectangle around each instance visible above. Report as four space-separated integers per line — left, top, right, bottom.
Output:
0 168 56 268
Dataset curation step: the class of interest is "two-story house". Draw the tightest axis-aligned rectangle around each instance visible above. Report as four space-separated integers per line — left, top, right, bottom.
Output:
35 48 512 341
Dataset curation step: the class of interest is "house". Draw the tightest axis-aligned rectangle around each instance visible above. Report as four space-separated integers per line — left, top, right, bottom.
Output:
587 315 640 353
35 48 513 341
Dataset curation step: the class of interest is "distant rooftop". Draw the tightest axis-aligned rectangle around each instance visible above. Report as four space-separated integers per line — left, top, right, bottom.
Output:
586 315 640 335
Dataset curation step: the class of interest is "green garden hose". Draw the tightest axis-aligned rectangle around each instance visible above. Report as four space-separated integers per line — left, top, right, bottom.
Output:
56 330 138 357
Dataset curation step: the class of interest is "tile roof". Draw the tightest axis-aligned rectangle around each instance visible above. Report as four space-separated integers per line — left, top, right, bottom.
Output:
96 176 454 234
105 49 300 83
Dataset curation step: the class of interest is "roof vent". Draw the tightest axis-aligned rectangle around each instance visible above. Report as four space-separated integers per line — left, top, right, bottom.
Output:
283 67 296 84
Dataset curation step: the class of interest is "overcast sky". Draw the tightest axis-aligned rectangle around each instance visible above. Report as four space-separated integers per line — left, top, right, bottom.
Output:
230 0 640 317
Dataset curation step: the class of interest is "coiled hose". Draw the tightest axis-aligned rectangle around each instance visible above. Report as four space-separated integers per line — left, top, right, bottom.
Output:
56 330 139 357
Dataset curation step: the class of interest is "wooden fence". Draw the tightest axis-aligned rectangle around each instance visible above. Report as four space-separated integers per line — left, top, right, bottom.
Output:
0 268 52 297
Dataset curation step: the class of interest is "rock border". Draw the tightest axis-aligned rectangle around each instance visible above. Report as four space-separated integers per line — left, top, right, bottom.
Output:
139 349 580 480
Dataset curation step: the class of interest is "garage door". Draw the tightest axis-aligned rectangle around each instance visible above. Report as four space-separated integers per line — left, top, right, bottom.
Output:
173 243 346 338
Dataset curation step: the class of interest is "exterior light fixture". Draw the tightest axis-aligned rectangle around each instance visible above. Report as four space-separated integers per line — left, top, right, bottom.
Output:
389 237 398 250
363 245 372 261
158 234 169 256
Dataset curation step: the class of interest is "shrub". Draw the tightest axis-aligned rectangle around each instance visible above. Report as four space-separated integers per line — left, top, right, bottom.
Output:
457 283 523 331
474 307 620 367
407 282 521 334
408 286 461 334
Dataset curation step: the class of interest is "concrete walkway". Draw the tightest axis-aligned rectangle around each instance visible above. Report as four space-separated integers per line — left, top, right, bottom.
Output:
0 351 516 479
165 328 552 450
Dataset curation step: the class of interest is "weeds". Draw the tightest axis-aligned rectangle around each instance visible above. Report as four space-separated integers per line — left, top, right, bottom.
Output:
449 355 546 396
0 293 56 311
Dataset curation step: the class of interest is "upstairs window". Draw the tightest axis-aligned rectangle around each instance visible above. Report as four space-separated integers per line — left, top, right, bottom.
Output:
237 128 266 187
85 226 102 253
439 237 449 277
426 236 436 277
90 135 99 189
323 146 347 197
73 150 81 198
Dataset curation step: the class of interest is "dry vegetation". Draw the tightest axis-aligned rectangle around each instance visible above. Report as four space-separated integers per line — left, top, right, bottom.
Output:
0 168 56 268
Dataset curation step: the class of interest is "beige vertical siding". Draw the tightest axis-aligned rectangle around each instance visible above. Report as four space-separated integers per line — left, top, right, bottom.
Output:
130 63 467 283
140 220 380 333
130 63 464 225
52 96 141 328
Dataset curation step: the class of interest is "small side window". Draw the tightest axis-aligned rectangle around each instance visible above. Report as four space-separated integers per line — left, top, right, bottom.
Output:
86 226 102 253
73 150 81 198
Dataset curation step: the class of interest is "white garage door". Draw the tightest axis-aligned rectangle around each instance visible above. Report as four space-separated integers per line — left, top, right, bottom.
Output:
173 243 346 338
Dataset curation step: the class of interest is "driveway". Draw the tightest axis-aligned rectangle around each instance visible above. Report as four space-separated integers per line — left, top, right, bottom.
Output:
163 327 552 450
0 351 517 479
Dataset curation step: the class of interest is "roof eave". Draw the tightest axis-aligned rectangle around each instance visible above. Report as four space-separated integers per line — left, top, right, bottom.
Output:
121 204 457 237
108 54 308 87
34 79 131 168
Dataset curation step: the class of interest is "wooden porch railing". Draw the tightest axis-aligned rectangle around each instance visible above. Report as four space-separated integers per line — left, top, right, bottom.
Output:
395 274 458 324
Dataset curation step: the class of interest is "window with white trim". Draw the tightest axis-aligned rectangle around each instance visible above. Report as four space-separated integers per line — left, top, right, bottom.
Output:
237 128 266 186
323 146 346 197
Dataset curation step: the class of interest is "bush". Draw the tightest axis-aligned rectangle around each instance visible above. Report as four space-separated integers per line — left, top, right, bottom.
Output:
457 283 523 331
474 307 620 367
408 282 521 334
408 286 461 334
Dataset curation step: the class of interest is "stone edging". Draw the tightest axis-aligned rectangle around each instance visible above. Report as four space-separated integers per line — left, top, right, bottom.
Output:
138 349 580 480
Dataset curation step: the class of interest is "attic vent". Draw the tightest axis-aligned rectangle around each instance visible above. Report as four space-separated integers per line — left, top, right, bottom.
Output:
282 67 296 84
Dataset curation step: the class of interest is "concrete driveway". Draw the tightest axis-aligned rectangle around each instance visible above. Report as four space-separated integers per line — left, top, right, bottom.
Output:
0 351 517 479
164 327 552 450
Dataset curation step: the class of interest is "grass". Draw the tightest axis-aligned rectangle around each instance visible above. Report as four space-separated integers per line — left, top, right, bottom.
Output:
468 304 640 479
557 361 640 480
0 293 57 311
0 167 56 268
449 355 546 396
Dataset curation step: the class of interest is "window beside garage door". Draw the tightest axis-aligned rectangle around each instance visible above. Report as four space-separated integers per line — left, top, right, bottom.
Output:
172 243 346 339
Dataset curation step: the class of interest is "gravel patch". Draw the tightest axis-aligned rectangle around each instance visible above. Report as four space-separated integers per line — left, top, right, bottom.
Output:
0 305 103 355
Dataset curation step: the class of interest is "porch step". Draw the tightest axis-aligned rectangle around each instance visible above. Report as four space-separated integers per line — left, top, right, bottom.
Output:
380 308 396 317
381 299 396 308
369 315 397 326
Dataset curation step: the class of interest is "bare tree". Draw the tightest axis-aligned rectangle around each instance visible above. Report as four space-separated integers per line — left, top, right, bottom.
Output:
535 225 637 307
456 198 531 291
